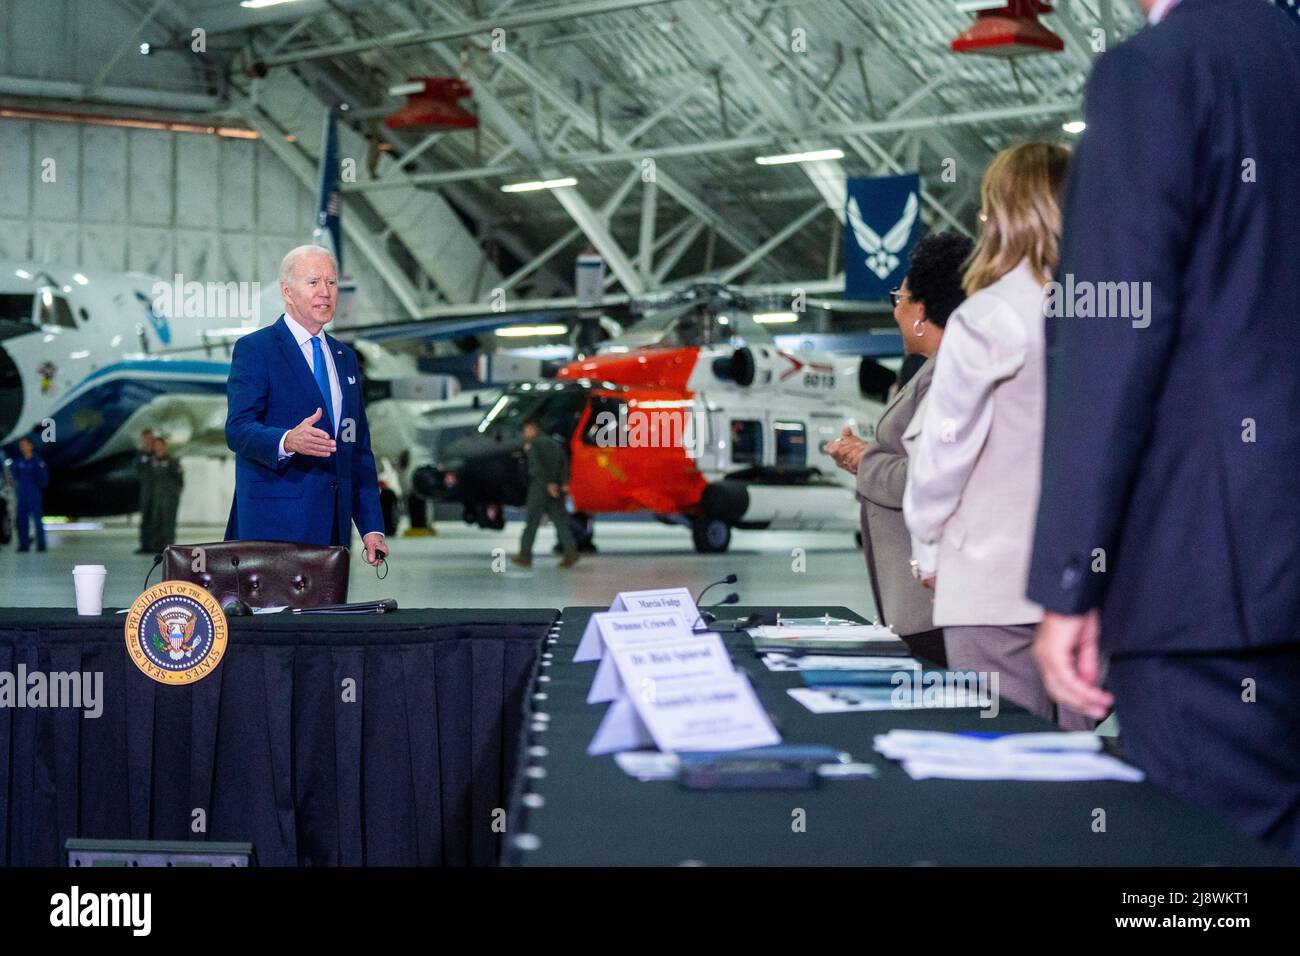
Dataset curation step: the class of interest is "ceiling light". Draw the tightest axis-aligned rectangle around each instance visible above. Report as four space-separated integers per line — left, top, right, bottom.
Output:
753 311 799 324
239 0 303 9
73 273 89 285
1062 120 1086 134
495 324 569 337
501 177 578 193
755 148 844 166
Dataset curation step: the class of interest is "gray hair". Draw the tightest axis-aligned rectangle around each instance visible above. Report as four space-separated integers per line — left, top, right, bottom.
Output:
278 244 338 285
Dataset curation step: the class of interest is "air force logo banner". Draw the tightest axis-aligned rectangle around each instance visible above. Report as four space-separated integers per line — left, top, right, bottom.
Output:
843 173 922 300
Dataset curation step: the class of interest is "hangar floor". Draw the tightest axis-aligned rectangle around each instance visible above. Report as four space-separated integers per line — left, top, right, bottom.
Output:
1 520 881 617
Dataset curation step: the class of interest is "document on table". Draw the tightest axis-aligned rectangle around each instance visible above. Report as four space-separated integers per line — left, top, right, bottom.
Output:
788 685 985 713
762 653 922 672
873 730 1144 782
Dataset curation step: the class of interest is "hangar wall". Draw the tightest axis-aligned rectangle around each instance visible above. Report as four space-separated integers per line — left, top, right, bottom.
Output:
0 118 409 326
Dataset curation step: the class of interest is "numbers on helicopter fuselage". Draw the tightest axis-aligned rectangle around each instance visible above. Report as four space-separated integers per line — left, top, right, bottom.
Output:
802 371 834 389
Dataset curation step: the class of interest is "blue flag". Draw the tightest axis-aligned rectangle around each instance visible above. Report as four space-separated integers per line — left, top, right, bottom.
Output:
843 173 921 300
312 110 343 273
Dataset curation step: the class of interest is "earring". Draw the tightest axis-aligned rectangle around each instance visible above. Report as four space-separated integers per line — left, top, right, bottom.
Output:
912 318 925 337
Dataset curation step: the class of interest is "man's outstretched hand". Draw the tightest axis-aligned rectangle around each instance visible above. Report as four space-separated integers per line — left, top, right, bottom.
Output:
284 408 337 457
1033 610 1114 720
363 532 388 567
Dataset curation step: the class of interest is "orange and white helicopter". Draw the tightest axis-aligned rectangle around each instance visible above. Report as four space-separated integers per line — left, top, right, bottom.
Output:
416 285 896 552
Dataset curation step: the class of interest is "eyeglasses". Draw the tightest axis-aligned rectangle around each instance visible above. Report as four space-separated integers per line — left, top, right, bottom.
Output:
890 289 912 306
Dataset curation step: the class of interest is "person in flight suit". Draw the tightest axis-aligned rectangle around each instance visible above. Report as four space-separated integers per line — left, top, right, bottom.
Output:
511 418 578 569
147 435 184 553
12 437 49 552
135 427 155 554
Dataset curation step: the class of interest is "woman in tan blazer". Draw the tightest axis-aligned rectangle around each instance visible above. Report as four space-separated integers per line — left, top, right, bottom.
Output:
903 143 1091 730
828 233 972 666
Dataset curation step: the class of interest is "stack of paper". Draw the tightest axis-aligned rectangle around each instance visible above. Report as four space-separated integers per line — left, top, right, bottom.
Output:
749 623 911 656
873 730 1145 782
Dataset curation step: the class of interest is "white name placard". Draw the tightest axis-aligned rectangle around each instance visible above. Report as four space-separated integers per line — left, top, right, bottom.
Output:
573 592 699 662
587 631 733 704
588 672 780 755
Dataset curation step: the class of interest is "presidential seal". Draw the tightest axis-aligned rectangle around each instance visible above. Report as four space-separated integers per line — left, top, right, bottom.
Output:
124 581 228 685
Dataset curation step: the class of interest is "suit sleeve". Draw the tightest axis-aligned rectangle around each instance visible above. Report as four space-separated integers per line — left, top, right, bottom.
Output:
1026 45 1190 613
903 297 1027 549
350 362 385 538
224 337 288 471
856 372 931 510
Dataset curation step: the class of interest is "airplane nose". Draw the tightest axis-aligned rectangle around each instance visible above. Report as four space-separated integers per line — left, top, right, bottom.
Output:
0 344 22 441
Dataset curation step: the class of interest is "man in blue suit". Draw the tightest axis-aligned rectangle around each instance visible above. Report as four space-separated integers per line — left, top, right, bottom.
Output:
1029 0 1300 860
225 245 388 566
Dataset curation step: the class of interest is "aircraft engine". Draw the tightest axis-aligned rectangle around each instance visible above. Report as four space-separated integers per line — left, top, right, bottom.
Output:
708 345 857 402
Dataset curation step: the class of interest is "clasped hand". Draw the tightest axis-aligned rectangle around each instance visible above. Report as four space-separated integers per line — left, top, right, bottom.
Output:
825 425 869 474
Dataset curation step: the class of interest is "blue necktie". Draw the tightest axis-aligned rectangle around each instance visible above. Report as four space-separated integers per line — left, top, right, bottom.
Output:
310 336 334 436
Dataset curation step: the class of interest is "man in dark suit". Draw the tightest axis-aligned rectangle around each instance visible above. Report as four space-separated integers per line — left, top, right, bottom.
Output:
1028 0 1300 861
225 245 388 565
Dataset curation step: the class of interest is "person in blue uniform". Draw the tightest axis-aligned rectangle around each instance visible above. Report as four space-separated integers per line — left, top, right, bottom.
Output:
12 437 48 552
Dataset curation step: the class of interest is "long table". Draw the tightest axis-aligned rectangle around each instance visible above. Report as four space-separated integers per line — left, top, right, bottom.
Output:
503 606 1285 866
0 607 557 867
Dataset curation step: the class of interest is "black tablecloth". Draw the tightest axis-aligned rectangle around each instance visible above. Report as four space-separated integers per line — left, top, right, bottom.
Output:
504 607 1285 866
0 607 557 867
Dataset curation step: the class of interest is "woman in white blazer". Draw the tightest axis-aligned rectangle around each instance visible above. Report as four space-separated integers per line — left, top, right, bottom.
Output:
903 142 1090 730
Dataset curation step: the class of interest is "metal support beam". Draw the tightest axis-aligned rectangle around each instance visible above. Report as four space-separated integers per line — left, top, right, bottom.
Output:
719 203 826 283
379 129 443 180
677 5 848 217
88 0 168 96
638 177 657 281
343 101 1076 191
488 50 761 257
0 75 217 112
499 226 581 294
257 0 684 67
550 184 644 296
232 92 425 319
654 220 707 285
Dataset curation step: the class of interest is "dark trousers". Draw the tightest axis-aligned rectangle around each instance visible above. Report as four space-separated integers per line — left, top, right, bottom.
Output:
16 498 45 550
518 485 575 559
1109 645 1300 863
901 628 946 668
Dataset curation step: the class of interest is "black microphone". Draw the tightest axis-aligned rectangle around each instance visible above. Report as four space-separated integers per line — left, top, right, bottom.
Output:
142 553 163 592
690 591 740 630
694 573 738 607
223 555 252 618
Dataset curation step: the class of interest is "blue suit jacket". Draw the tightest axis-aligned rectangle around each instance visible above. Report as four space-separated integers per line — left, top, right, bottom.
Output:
1027 0 1300 653
224 315 383 546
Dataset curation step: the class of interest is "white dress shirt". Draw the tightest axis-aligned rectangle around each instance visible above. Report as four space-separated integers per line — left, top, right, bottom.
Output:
1147 0 1183 24
277 311 342 459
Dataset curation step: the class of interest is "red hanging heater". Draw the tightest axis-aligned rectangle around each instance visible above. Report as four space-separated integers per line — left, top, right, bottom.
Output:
950 1 1066 56
385 77 479 130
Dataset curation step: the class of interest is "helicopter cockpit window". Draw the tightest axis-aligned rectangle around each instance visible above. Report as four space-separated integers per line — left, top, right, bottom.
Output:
478 387 587 441
603 302 776 351
731 419 763 465
0 294 36 327
582 396 625 446
37 291 77 330
774 420 807 468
